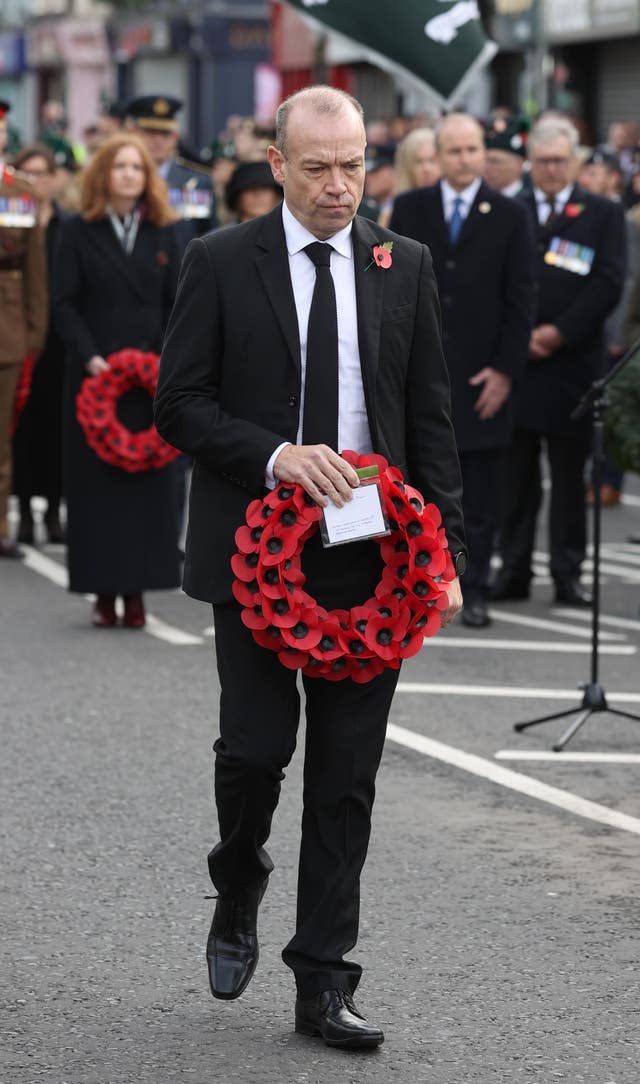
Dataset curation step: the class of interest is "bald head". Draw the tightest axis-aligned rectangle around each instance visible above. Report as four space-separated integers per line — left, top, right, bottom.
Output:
275 86 364 160
435 112 486 191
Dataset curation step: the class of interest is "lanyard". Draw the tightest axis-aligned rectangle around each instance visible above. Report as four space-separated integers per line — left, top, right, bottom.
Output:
107 206 140 254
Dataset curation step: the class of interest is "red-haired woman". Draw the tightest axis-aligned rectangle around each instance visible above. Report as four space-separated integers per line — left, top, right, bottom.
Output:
54 133 181 628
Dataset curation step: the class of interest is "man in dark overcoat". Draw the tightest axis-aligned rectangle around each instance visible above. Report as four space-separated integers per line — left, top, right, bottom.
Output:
390 112 535 627
491 116 626 605
155 86 466 1048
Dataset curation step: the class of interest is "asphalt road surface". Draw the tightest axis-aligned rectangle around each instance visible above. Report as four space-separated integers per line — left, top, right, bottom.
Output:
2 479 640 1084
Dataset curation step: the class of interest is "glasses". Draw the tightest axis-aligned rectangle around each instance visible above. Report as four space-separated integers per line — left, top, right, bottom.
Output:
532 156 571 168
23 169 51 177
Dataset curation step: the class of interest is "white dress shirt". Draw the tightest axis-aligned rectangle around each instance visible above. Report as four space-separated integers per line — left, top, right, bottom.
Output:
440 176 482 224
265 200 372 484
533 183 573 225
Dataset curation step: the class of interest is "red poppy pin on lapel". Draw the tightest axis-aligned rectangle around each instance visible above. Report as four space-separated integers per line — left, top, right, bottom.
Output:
565 203 585 218
365 241 393 271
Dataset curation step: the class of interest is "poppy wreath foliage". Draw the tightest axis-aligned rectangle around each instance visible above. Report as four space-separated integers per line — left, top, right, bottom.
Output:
231 451 455 683
76 348 180 473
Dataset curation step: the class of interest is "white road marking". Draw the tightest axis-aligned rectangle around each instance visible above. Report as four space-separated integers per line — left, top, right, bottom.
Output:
621 493 640 508
145 614 203 647
600 544 640 566
496 751 640 763
22 545 68 587
386 723 640 836
396 681 640 703
552 608 640 632
431 637 634 655
20 546 203 646
533 549 640 582
487 607 624 641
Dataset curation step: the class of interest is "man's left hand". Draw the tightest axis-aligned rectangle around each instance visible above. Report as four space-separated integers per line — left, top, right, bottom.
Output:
529 324 564 359
441 576 463 627
469 367 512 420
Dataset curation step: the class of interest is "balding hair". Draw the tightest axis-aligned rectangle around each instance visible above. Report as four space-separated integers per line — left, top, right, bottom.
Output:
434 112 485 151
275 86 364 159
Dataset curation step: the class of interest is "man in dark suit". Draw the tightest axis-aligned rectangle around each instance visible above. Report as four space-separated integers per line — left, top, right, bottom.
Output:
390 112 535 627
128 95 216 254
155 86 465 1048
491 116 626 606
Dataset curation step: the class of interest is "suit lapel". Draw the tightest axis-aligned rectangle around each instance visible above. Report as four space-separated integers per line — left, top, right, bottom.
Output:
86 219 148 301
456 181 492 250
255 207 301 377
352 215 385 439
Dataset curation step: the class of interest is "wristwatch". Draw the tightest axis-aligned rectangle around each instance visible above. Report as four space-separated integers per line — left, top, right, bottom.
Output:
453 551 467 577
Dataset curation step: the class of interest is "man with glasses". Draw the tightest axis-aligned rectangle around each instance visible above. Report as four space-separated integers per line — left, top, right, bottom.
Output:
491 117 626 606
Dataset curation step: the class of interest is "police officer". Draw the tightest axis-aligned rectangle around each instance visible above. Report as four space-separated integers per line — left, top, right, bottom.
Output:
127 95 216 254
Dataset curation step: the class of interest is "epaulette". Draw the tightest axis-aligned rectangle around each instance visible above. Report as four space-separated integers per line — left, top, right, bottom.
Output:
175 155 212 176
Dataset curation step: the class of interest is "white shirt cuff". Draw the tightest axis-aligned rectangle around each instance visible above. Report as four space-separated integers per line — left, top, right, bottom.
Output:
265 442 291 489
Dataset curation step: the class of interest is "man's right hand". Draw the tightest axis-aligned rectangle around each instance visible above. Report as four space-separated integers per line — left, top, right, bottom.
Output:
273 444 360 508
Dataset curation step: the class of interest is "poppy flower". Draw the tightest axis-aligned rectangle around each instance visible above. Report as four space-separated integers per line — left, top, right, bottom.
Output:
280 610 322 650
278 647 310 670
253 624 284 651
240 605 269 631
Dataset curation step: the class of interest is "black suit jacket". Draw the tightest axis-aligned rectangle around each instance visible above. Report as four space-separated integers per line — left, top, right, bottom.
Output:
516 183 626 434
155 205 465 604
390 180 535 450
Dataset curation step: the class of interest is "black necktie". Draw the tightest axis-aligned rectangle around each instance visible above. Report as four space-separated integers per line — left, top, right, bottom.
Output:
302 241 339 451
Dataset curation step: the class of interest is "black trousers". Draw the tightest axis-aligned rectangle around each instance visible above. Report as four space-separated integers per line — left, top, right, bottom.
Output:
209 536 400 999
458 446 506 602
500 427 591 583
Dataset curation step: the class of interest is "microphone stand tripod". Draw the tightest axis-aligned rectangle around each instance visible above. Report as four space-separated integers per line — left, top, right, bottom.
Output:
513 338 640 752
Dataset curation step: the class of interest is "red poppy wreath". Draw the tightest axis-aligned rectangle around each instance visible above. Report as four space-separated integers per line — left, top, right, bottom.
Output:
231 450 455 683
76 348 179 473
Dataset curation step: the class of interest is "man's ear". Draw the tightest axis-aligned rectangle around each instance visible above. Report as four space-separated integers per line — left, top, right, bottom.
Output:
267 145 285 185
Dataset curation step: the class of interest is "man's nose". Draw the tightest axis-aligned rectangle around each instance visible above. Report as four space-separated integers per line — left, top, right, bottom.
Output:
325 167 347 191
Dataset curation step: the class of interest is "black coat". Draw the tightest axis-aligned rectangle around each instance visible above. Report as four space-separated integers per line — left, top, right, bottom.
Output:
53 214 181 594
516 184 626 434
389 180 535 450
13 206 68 501
154 206 465 604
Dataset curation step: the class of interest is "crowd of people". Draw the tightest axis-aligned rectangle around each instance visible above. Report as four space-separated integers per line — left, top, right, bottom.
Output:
1 91 639 632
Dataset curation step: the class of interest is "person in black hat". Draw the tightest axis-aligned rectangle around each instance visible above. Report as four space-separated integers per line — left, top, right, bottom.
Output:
96 101 125 146
127 94 216 254
578 149 623 200
484 115 530 198
224 160 282 223
363 142 396 221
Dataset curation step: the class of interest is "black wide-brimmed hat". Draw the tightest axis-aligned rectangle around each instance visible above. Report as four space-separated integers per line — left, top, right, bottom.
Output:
225 161 282 211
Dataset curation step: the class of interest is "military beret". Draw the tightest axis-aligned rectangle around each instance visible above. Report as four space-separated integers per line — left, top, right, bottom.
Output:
584 148 621 171
485 116 530 157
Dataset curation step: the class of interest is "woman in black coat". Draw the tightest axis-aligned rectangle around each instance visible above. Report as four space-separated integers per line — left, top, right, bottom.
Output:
53 132 181 628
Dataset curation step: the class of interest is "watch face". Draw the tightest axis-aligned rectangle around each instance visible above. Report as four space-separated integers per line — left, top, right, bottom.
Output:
455 551 467 576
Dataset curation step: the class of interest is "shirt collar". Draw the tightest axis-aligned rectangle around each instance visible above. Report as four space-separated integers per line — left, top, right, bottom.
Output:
441 176 482 208
282 199 353 260
533 183 573 208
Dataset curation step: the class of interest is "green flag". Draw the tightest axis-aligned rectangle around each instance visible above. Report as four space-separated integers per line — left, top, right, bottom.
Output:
282 0 497 107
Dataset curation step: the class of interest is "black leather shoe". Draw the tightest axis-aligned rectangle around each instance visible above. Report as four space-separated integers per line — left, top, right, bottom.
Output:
206 884 265 1000
554 578 592 607
489 574 530 601
461 601 491 628
295 989 384 1049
